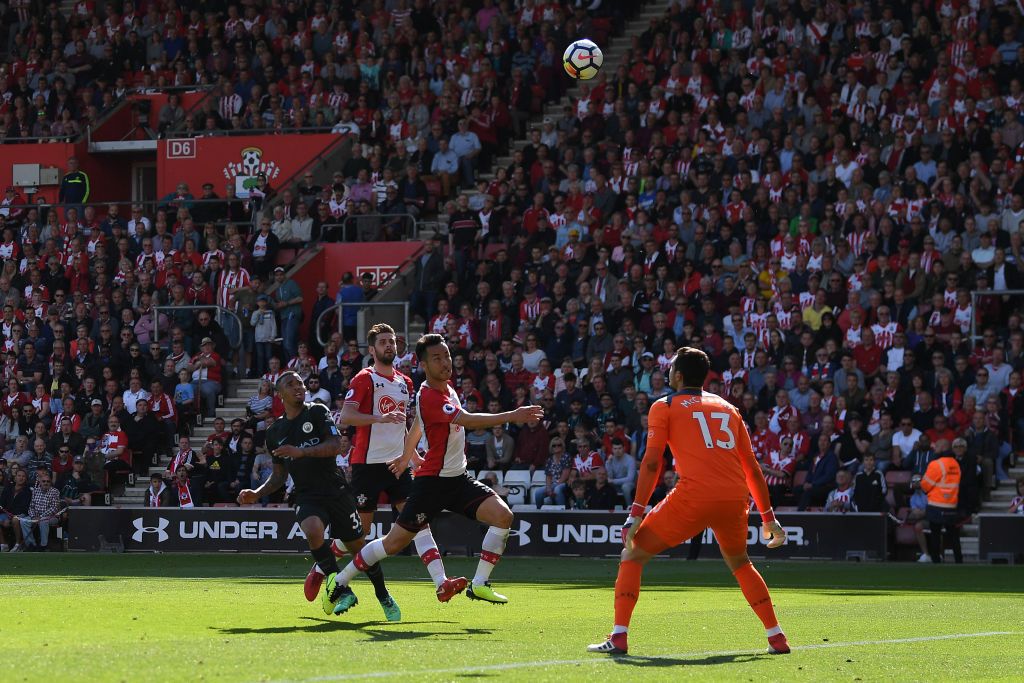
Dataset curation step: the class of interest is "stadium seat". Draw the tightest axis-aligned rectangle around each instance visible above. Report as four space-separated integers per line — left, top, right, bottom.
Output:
506 485 526 507
503 471 530 489
531 470 547 487
776 506 799 512
213 503 237 507
510 504 535 513
895 525 919 546
540 505 564 511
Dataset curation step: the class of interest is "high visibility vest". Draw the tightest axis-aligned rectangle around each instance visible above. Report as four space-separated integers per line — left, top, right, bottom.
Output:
921 456 960 509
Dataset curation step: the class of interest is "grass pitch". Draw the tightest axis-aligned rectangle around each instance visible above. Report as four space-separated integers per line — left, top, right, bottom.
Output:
1 554 1021 682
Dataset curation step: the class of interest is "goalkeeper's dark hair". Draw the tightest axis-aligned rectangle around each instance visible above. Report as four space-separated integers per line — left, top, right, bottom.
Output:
415 333 446 362
367 322 395 347
672 347 710 388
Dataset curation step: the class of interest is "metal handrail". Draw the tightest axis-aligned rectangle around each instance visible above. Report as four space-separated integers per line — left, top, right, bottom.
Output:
152 305 243 350
315 300 410 349
165 125 345 139
969 288 1024 346
318 213 419 241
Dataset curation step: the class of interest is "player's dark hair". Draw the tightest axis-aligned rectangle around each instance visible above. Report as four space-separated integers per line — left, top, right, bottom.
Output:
415 333 446 362
367 322 395 346
275 370 301 392
672 347 710 388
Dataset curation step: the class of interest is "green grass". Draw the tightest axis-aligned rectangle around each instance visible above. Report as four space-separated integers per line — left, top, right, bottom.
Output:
1 554 1022 682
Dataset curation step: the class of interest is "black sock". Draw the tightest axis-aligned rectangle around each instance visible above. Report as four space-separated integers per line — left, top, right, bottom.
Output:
311 542 339 576
365 562 390 600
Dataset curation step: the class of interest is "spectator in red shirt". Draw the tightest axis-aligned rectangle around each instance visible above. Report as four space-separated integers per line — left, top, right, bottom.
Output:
853 328 883 381
190 337 224 419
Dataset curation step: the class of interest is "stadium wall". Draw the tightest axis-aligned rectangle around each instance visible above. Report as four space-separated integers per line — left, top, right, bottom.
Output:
68 507 894 561
156 133 344 197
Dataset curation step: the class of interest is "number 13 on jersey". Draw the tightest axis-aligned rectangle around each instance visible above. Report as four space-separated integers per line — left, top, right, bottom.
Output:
692 411 736 449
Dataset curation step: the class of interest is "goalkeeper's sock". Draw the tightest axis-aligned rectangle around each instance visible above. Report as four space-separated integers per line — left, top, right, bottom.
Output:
337 539 389 586
310 541 339 576
414 528 447 588
472 526 508 586
613 559 642 629
732 561 780 632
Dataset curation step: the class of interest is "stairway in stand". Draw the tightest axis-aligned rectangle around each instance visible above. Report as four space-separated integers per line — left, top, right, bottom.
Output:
112 379 262 506
452 1 670 202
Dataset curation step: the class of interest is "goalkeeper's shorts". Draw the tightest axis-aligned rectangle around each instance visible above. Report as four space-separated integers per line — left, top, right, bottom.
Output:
632 489 750 557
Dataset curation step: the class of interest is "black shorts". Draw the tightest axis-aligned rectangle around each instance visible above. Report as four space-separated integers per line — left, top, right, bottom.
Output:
396 472 496 532
295 489 363 543
350 463 413 512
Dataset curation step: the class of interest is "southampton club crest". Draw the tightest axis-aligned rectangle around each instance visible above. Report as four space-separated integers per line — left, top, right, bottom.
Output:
223 146 281 196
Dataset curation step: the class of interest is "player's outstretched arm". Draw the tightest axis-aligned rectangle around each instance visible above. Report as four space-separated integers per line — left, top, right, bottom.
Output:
454 404 544 430
238 462 287 504
340 402 405 426
735 419 786 549
623 400 669 549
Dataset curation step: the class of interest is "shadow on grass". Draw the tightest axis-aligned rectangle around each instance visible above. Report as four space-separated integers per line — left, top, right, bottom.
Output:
614 653 767 667
214 618 493 643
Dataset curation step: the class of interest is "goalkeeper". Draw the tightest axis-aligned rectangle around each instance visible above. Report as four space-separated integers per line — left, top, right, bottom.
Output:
588 347 790 656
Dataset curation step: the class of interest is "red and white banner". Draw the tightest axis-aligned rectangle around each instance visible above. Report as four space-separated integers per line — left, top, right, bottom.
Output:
156 134 342 197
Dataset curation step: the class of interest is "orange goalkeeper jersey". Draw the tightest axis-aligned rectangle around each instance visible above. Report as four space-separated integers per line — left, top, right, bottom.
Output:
642 388 772 509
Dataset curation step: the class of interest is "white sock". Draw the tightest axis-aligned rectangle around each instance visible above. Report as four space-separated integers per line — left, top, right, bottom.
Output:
473 526 509 586
766 625 784 637
312 564 325 576
338 539 389 586
414 528 447 588
611 625 628 635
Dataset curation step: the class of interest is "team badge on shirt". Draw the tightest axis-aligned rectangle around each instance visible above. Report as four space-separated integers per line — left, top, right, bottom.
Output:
345 389 355 400
442 403 457 415
302 422 313 433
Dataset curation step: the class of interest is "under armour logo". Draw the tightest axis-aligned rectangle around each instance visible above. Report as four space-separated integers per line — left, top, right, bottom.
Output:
375 382 385 388
507 519 532 547
132 517 169 543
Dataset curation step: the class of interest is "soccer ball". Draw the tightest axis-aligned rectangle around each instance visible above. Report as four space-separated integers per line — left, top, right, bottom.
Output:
563 39 603 80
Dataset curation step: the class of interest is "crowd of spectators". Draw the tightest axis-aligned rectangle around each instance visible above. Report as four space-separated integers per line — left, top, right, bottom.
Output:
0 0 632 548
8 0 1024 556
397 0 1024 518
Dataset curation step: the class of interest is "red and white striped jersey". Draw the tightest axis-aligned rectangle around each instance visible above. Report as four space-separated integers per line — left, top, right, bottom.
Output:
871 322 899 350
415 382 467 477
217 268 250 309
761 449 795 487
346 367 414 465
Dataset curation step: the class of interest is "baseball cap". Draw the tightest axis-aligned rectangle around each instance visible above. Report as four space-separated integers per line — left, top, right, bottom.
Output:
73 456 83 463
200 337 214 346
641 351 654 359
90 398 103 407
273 266 285 273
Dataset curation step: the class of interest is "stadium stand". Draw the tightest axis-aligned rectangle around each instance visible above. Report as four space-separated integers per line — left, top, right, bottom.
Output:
0 1 1023 563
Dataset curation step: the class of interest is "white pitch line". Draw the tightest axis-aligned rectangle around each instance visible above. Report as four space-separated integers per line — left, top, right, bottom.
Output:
276 631 1020 682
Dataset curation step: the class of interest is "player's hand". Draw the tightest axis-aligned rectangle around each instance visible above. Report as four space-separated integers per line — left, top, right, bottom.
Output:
763 520 787 549
378 411 406 424
622 515 642 551
511 405 544 425
273 444 302 459
387 455 409 477
237 489 259 505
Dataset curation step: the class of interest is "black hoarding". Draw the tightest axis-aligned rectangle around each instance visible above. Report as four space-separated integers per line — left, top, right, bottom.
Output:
70 508 886 560
978 514 1024 562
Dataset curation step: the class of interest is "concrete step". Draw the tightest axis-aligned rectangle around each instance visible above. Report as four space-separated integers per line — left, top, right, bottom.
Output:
959 536 978 559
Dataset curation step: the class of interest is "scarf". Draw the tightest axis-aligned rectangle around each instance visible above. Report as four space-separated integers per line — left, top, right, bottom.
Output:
148 482 166 507
177 479 194 508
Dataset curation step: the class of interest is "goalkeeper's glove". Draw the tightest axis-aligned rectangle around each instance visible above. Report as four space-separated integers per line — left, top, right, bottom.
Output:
760 508 787 549
622 503 646 550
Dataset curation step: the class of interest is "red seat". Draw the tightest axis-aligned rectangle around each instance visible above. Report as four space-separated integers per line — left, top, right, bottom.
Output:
895 525 919 546
886 471 912 488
